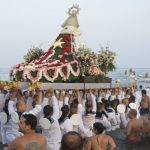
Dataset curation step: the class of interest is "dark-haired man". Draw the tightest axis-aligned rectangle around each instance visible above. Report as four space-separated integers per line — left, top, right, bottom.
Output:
84 122 116 150
42 105 61 150
61 131 83 150
8 114 46 150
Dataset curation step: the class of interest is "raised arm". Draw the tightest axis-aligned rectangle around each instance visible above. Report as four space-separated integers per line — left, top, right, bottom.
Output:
51 94 60 120
89 89 97 113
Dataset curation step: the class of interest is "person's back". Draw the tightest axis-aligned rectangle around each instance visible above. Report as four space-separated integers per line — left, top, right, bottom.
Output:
25 141 40 150
141 95 149 109
139 116 150 137
9 133 46 150
8 114 46 150
84 122 116 150
140 90 150 115
126 118 141 142
126 109 141 143
84 134 116 150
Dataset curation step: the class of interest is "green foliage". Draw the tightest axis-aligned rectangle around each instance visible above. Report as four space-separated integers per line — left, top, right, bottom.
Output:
14 71 23 81
98 47 116 75
24 47 44 63
77 47 98 76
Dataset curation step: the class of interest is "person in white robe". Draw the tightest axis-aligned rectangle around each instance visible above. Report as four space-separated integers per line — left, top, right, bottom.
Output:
59 105 73 135
5 113 23 144
95 102 111 131
42 104 61 150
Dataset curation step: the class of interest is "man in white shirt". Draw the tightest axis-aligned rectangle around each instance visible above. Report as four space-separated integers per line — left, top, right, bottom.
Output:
42 105 61 150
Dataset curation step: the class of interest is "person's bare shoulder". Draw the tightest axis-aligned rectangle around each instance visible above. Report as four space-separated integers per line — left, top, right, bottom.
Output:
36 133 47 145
104 135 117 148
102 134 115 142
8 137 23 150
128 119 133 126
36 133 46 140
101 134 110 139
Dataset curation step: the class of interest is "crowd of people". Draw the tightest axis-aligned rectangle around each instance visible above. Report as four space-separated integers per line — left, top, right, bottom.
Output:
0 85 149 150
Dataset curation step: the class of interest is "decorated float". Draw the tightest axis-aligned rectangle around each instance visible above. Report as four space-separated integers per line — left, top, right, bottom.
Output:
10 5 116 89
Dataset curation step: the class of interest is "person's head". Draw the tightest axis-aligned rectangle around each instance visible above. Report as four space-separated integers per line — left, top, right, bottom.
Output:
43 105 53 118
47 88 54 97
128 109 137 119
61 131 83 150
101 98 106 103
23 90 29 99
141 89 147 97
93 122 106 135
70 102 78 116
32 94 40 108
61 105 70 116
139 85 143 90
19 114 37 134
129 95 135 103
16 100 27 113
59 105 70 123
122 98 129 106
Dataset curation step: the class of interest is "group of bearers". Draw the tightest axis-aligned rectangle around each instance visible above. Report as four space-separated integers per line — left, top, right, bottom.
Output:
0 85 149 150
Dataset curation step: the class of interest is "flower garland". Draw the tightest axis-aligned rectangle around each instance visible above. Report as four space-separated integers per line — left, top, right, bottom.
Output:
43 67 59 82
59 64 70 81
24 69 43 83
89 65 102 76
11 59 80 82
69 60 80 76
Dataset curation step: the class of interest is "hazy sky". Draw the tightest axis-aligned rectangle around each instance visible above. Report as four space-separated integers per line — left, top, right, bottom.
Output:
0 0 150 68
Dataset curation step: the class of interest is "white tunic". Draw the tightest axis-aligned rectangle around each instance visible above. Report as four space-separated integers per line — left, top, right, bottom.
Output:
51 95 60 120
83 114 95 129
106 108 118 130
42 97 49 108
42 118 61 150
95 115 111 131
8 100 17 115
60 118 73 135
26 97 33 111
5 119 23 144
